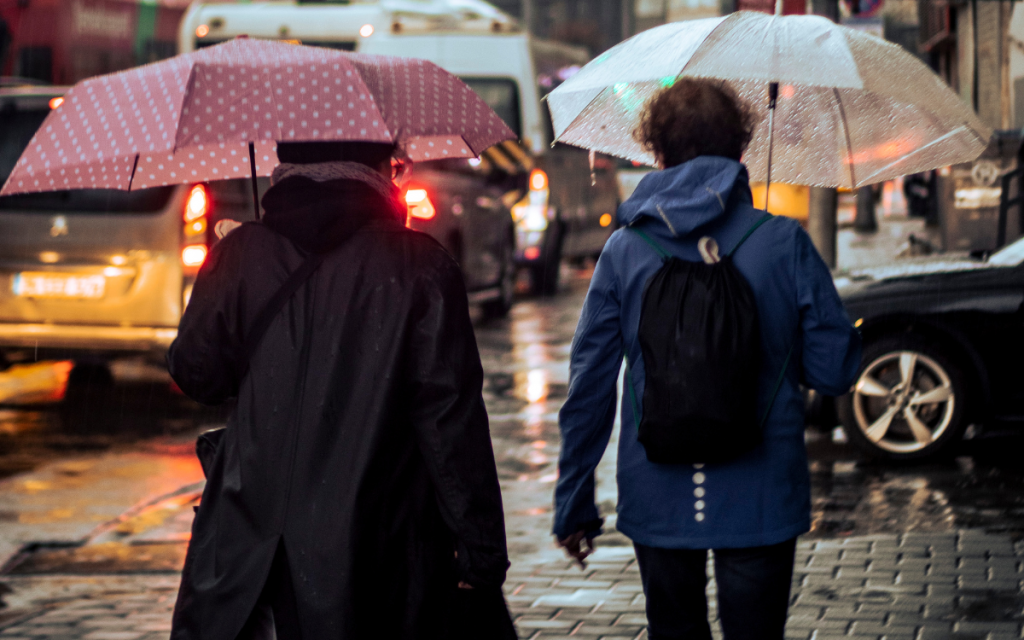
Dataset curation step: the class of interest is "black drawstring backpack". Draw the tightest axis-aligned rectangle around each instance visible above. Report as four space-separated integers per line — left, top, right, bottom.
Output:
625 213 792 464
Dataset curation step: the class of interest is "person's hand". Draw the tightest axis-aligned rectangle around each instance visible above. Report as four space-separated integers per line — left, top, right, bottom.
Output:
557 531 596 569
453 550 473 588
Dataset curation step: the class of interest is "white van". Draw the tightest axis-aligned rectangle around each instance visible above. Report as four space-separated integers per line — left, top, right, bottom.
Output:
178 0 619 295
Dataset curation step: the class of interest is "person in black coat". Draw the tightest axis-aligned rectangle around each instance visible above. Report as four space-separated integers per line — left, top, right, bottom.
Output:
167 141 510 640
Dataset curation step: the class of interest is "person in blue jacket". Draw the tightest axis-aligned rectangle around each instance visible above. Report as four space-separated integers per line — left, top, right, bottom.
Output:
553 79 862 640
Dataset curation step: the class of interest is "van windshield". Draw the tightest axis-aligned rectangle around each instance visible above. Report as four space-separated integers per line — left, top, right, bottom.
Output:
0 107 174 213
461 78 521 139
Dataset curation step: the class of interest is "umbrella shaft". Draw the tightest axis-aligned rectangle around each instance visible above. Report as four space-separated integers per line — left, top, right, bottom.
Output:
764 82 778 213
249 142 260 220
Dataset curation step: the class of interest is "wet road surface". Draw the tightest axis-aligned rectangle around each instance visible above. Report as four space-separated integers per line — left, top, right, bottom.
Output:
0 265 1023 574
0 264 1023 637
0 360 223 481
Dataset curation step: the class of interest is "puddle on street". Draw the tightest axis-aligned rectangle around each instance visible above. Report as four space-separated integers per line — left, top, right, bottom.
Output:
0 361 224 481
3 264 1024 574
807 428 1024 539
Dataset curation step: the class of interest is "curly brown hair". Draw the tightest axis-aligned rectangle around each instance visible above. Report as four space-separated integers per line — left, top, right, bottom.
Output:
634 78 755 169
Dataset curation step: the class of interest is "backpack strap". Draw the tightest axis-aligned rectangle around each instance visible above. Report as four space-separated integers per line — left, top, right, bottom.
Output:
759 346 794 429
631 214 772 262
725 213 773 258
238 251 326 379
627 227 671 261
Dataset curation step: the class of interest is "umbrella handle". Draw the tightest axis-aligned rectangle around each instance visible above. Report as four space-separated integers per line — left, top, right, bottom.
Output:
249 142 260 220
764 82 778 213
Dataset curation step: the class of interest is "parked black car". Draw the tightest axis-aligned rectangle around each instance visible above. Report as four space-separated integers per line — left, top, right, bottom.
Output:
402 160 517 318
475 141 619 296
834 240 1024 461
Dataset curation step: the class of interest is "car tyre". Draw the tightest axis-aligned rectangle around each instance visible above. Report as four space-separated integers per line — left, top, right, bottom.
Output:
804 389 837 430
837 335 969 461
529 220 563 296
61 363 116 432
482 231 516 319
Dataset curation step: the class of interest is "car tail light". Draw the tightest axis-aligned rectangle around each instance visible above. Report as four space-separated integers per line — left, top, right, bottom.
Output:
513 169 551 232
49 97 64 110
182 244 208 267
184 185 209 222
529 168 548 192
405 188 436 221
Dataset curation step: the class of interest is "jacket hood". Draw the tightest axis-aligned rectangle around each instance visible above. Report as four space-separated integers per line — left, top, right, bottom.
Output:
260 176 405 253
617 156 751 237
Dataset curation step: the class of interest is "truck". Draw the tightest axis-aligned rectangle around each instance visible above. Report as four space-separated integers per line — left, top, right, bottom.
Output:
1 0 186 85
178 0 619 294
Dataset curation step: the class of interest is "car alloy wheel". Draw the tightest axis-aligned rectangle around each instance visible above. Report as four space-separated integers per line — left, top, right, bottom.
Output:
846 344 962 457
529 220 563 296
498 237 515 308
482 231 516 318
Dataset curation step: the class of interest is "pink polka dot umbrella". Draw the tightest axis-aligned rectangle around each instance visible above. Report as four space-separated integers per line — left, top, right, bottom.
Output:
0 38 516 216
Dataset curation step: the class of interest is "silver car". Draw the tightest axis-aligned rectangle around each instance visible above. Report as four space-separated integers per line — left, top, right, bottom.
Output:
0 84 257 379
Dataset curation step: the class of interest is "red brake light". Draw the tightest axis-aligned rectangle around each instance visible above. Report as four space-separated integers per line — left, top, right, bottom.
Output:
185 185 209 222
182 244 208 267
529 168 548 191
405 188 436 220
49 97 64 110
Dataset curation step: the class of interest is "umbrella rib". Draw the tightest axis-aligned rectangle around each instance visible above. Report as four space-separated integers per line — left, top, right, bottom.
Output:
561 15 734 145
961 120 991 147
462 135 483 158
127 154 140 191
174 65 202 153
678 13 742 78
832 88 857 188
553 87 613 146
857 126 981 186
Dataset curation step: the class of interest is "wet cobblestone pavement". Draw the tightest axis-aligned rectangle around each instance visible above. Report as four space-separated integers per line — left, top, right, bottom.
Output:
1 531 1024 639
1 226 1024 638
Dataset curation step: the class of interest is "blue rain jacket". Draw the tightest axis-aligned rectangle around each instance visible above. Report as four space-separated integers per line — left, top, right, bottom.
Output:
554 157 861 549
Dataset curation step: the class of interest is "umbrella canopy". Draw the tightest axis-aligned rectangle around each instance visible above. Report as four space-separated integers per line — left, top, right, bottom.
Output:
547 11 990 189
1 38 515 196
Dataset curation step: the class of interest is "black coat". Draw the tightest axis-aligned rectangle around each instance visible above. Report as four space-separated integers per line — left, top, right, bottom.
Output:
168 177 509 639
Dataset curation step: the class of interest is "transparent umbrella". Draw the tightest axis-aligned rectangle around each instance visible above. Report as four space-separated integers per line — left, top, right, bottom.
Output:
547 10 990 192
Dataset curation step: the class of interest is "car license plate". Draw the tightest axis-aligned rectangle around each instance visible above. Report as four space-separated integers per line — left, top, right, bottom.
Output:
12 272 105 299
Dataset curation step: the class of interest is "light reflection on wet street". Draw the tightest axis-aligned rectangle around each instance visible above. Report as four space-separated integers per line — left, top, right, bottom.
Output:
0 361 224 480
806 428 1024 539
0 265 1023 576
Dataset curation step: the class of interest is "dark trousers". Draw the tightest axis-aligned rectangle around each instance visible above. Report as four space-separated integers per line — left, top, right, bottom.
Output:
236 544 302 640
633 538 796 640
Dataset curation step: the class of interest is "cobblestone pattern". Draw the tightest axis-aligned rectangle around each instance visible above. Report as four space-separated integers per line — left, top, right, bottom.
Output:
505 530 1024 640
0 576 179 640
1 531 1022 639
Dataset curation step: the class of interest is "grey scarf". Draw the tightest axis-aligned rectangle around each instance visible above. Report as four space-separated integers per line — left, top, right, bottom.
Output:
271 161 399 203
